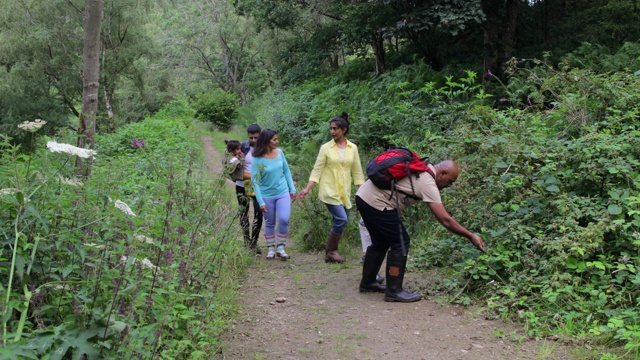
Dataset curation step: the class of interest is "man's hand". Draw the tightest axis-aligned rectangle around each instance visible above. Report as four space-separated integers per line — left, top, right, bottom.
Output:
260 205 267 213
428 202 486 253
469 234 486 253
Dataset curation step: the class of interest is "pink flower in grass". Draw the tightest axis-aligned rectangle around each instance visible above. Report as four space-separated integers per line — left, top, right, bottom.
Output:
133 138 140 148
487 70 494 77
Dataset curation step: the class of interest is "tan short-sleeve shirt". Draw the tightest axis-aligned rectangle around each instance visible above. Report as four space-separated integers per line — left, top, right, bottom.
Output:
356 164 441 211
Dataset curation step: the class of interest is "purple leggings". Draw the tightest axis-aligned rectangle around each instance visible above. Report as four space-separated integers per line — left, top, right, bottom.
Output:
262 191 291 237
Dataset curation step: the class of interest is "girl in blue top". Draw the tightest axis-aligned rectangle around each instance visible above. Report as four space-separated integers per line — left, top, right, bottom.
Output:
250 129 297 260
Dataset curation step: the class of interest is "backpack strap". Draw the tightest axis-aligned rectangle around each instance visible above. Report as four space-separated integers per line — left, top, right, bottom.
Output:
425 167 435 179
241 140 251 155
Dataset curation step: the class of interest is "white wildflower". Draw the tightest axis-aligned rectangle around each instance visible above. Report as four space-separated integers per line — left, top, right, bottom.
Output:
84 243 104 249
17 119 46 132
633 232 640 240
0 188 16 196
34 171 46 183
57 175 83 187
140 258 157 269
114 200 136 216
120 256 157 269
46 140 97 159
134 235 154 244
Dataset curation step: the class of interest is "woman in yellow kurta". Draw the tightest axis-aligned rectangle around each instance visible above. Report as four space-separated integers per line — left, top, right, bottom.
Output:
299 112 365 263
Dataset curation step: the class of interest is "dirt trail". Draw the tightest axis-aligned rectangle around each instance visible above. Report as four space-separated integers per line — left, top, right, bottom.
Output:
202 135 573 360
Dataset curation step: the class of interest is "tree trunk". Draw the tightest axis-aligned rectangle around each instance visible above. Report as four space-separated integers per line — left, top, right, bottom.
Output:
501 0 522 64
104 89 115 132
372 32 386 74
481 0 500 80
76 0 103 178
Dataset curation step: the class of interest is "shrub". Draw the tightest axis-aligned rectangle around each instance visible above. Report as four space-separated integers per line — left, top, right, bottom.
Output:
192 91 240 131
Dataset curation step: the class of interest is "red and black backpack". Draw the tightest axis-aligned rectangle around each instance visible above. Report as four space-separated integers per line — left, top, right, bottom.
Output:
365 147 435 256
366 148 435 197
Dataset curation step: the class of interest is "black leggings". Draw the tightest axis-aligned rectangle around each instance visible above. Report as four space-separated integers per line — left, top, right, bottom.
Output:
355 196 410 255
236 185 263 243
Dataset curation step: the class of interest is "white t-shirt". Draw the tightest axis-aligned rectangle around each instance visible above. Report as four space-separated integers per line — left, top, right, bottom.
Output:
235 147 254 187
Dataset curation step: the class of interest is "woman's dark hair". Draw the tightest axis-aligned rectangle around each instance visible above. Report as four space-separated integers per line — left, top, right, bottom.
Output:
225 139 241 153
329 112 350 135
252 128 277 157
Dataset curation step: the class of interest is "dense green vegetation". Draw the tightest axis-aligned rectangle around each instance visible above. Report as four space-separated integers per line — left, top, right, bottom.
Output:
0 103 250 358
256 57 640 358
2 0 640 358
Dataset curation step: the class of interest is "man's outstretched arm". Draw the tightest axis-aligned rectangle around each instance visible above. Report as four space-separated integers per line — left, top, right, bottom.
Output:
428 202 486 252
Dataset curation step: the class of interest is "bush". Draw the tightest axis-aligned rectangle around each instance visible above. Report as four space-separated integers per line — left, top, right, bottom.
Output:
0 111 247 358
192 91 240 131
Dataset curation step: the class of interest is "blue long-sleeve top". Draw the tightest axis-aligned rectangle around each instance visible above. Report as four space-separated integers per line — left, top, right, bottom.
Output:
250 149 296 207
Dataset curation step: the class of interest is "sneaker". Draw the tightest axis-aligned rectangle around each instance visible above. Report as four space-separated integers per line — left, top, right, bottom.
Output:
276 250 290 260
266 246 275 260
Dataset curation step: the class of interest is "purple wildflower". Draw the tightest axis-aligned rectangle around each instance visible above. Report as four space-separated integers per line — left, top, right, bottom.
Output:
73 298 82 316
165 249 175 264
499 98 508 103
133 138 139 148
527 97 532 105
139 139 145 147
487 70 493 77
119 300 127 314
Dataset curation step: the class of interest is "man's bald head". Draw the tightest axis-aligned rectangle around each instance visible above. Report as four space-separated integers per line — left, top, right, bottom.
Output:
434 160 459 189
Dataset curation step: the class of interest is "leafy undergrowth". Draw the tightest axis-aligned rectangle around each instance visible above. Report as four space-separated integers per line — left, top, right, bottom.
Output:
241 57 640 358
0 100 249 359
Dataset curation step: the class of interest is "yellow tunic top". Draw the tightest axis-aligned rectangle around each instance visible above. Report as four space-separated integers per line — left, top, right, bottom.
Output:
308 139 365 209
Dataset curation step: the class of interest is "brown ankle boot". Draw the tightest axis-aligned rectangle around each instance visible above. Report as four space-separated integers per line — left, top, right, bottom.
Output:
325 232 344 263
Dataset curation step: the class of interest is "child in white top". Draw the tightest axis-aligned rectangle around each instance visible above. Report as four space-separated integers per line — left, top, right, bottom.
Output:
224 140 245 182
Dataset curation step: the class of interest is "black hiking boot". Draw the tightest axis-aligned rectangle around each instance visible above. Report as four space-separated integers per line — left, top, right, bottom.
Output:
384 251 421 303
359 247 386 293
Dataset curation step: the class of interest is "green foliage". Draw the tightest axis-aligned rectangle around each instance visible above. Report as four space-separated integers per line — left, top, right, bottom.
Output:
239 56 640 355
426 63 640 350
563 42 640 74
0 102 247 357
192 91 240 132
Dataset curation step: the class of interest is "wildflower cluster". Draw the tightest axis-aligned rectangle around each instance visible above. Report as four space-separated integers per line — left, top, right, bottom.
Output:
46 141 97 159
17 119 46 132
57 175 83 187
134 235 155 244
0 188 16 196
120 256 157 269
114 200 136 216
133 138 146 149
